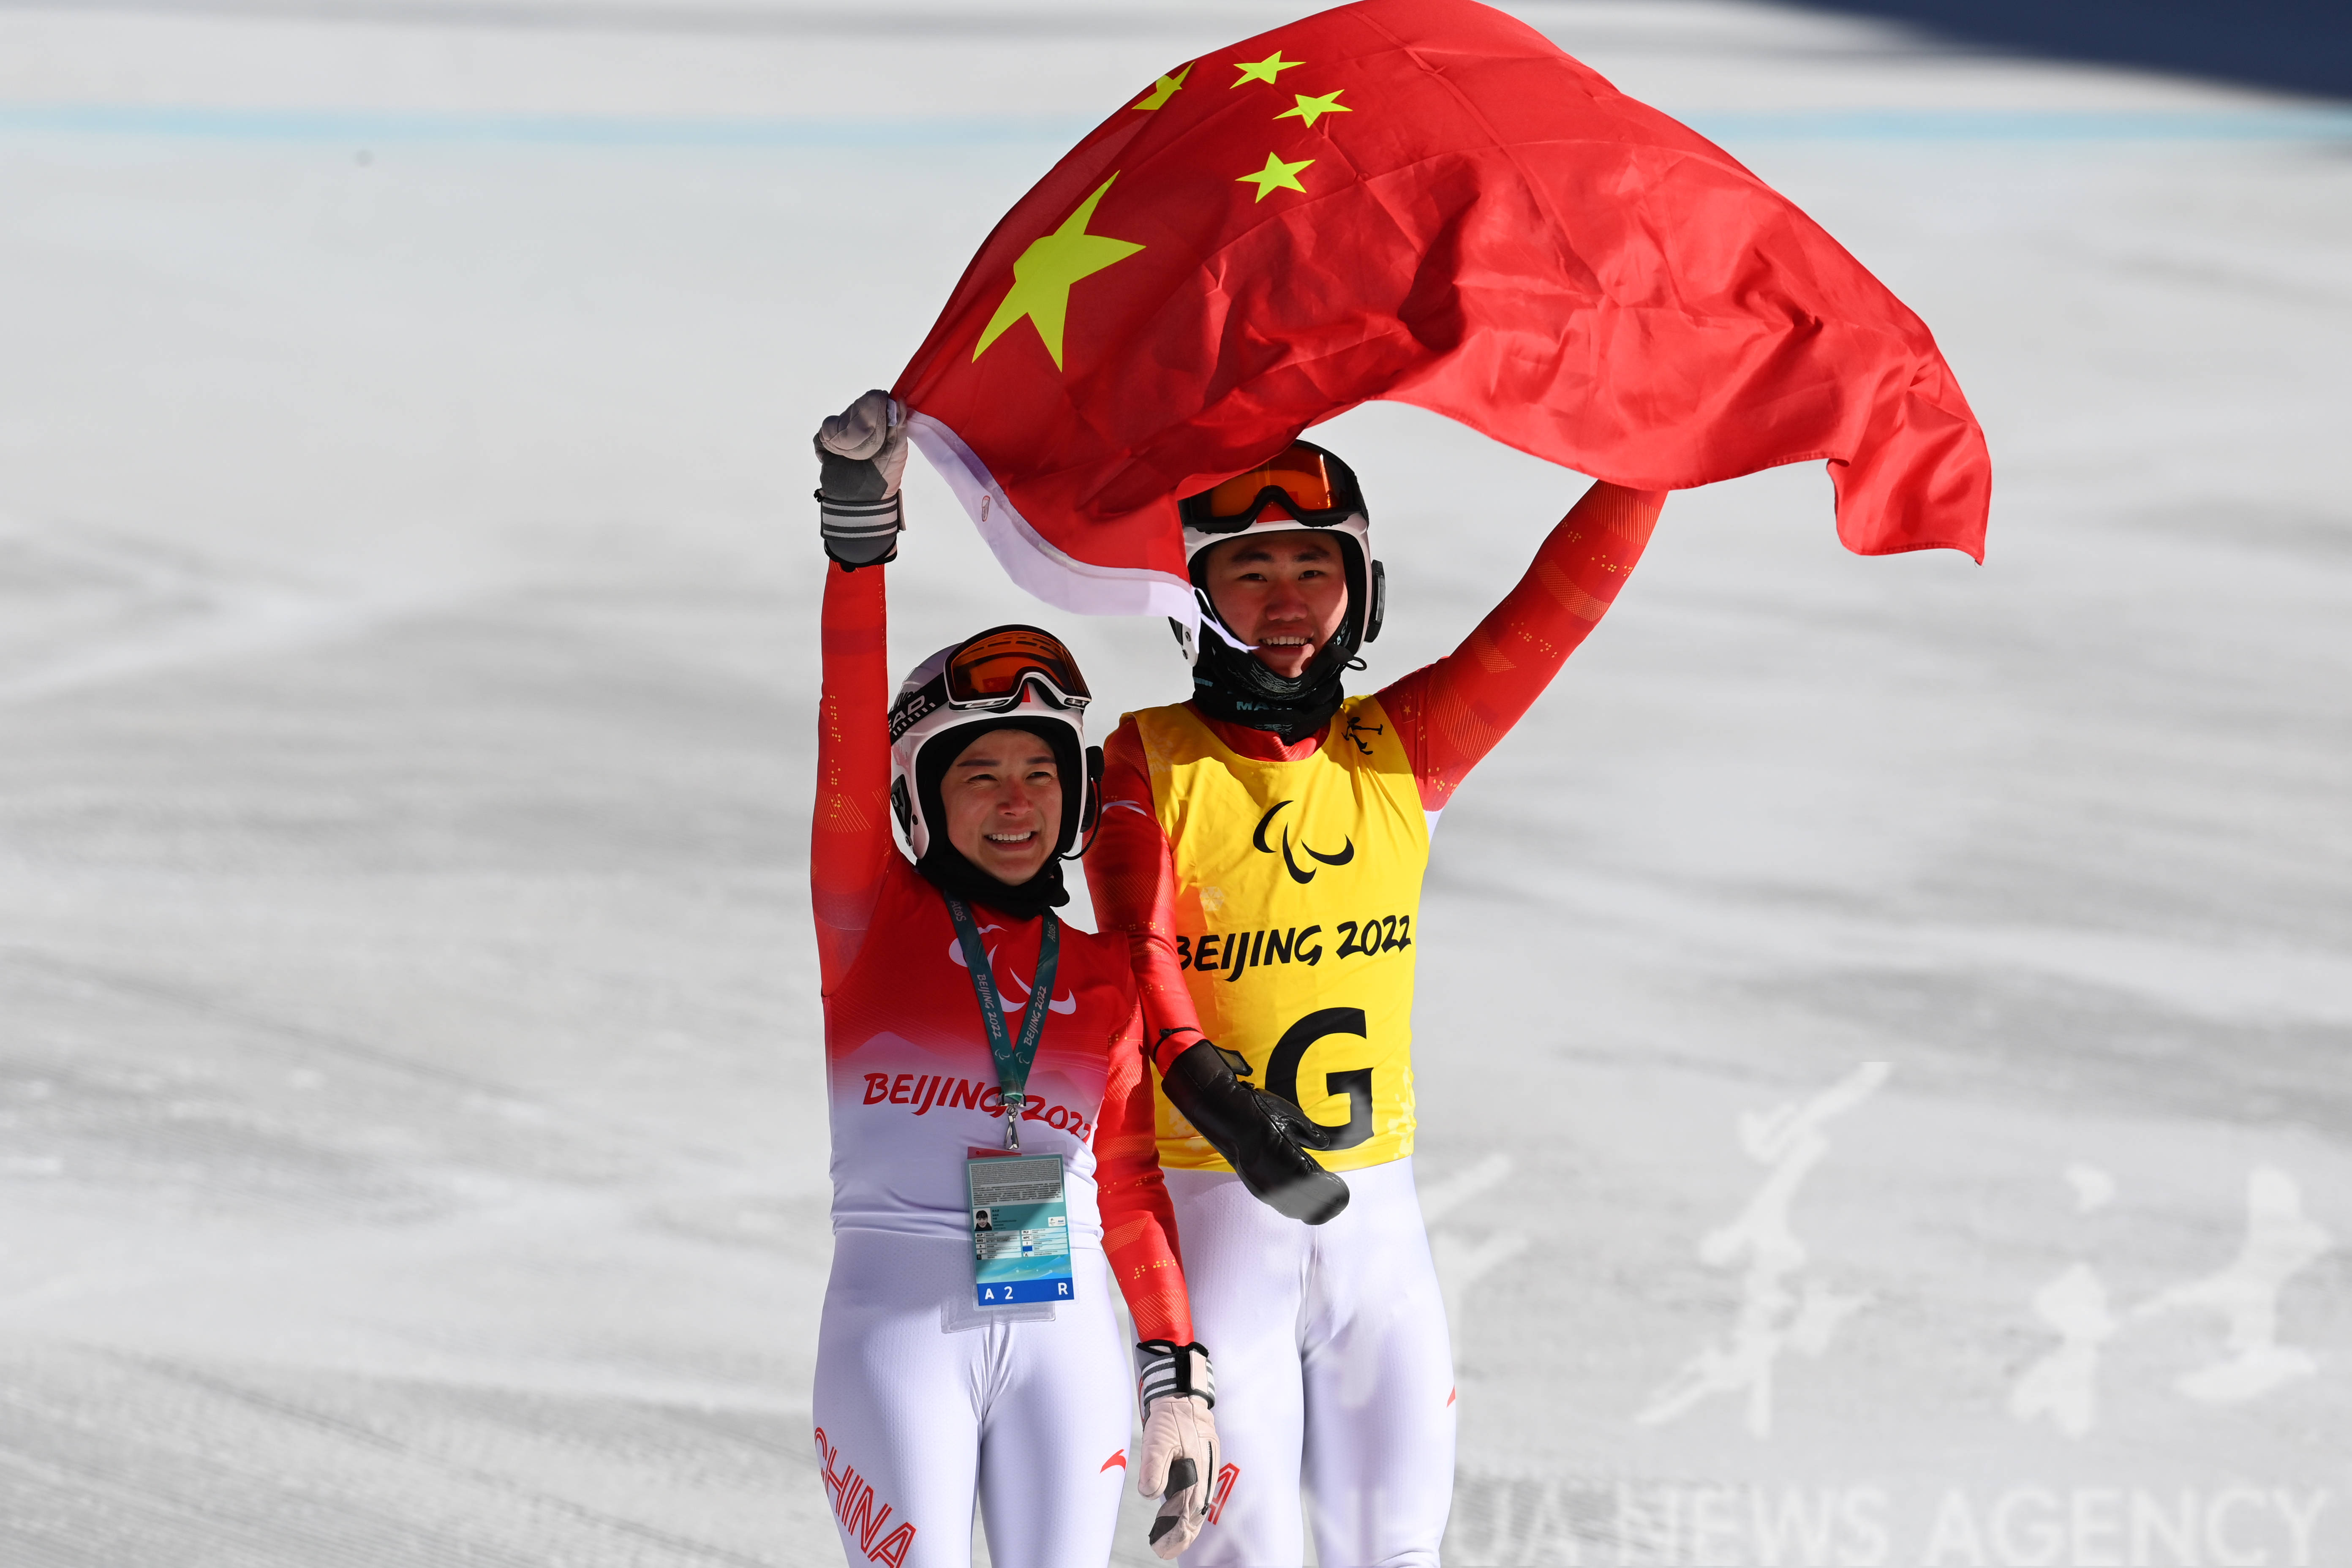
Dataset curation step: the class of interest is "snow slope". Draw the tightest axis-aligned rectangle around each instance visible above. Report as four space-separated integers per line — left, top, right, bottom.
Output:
0 2 2344 1563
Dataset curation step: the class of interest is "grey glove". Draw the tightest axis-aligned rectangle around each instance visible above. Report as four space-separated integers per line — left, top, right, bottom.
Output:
813 389 909 569
1135 1341 1220 1558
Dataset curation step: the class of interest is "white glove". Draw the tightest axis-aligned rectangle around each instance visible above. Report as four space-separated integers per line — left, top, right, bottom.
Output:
815 389 909 497
813 389 909 568
1135 1341 1220 1559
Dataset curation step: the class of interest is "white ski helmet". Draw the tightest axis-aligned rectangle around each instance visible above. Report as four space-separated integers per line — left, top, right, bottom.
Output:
887 624 1103 863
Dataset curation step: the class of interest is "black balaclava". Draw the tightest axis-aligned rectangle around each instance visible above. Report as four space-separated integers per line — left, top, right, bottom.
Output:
910 716 1080 920
915 844 1069 920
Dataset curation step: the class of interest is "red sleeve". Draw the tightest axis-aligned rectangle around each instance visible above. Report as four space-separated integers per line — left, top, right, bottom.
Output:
1096 998 1194 1345
811 563 898 996
1085 717 1213 1074
1380 481 1666 811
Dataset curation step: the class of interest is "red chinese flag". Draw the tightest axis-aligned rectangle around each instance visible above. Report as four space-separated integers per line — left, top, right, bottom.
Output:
895 0 1991 623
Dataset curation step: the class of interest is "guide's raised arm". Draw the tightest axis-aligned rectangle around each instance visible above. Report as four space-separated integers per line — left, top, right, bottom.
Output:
1378 479 1668 811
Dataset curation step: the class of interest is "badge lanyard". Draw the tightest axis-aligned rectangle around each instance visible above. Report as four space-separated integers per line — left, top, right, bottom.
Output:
943 894 1060 1151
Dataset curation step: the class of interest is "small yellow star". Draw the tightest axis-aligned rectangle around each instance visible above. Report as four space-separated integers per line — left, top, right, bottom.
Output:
972 174 1145 370
1236 151 1314 202
1132 63 1192 112
1231 50 1303 87
1276 89 1351 128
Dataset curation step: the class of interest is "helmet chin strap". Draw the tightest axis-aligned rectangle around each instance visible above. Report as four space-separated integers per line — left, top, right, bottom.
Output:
1198 593 1355 693
1202 613 1326 668
1196 600 1261 655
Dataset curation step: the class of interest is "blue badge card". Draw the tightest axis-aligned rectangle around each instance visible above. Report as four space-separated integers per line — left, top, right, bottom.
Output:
966 1150 1073 1307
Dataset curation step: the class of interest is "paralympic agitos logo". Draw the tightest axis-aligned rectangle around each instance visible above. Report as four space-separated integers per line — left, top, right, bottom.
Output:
1252 799 1353 885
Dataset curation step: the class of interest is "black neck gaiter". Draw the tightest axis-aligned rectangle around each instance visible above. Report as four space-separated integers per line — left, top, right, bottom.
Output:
915 844 1070 920
1189 616 1351 745
1190 666 1343 744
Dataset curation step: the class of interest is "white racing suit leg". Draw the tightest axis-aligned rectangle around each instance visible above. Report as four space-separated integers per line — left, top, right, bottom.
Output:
813 1231 1132 1568
1167 1158 1458 1568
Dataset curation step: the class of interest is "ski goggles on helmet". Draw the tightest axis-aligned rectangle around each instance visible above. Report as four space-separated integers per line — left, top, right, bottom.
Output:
888 625 1089 743
1177 441 1367 534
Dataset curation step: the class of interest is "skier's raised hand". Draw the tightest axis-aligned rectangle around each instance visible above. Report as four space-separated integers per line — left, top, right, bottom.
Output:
813 389 907 568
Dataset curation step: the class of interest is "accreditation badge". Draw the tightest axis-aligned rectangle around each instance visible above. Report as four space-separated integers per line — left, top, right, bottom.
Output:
966 1149 1073 1307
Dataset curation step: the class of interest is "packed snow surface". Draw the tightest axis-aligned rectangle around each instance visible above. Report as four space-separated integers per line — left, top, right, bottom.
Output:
0 1 2344 1563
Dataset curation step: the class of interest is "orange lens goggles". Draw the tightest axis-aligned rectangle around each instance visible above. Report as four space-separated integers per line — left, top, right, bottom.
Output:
1179 442 1364 533
1202 453 1339 517
945 627 1091 708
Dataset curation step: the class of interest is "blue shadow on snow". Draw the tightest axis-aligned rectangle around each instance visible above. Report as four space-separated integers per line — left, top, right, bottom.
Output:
1793 0 2352 102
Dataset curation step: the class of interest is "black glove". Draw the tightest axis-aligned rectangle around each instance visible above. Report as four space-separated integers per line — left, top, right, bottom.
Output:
1160 1040 1349 1225
813 389 907 569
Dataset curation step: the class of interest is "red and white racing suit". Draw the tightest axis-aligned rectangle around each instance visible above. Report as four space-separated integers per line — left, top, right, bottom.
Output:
810 561 1193 1568
1086 482 1664 1567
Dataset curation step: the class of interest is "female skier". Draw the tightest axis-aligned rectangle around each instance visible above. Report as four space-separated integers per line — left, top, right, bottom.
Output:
808 392 1218 1565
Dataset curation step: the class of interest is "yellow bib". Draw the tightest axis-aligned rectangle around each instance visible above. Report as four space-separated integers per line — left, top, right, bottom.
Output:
1133 697 1429 1173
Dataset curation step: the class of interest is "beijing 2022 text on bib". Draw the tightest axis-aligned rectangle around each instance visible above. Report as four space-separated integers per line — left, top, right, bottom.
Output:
966 1149 1073 1307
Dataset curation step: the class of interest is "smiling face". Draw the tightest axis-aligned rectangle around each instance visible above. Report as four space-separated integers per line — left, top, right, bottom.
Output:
1199 528 1349 680
940 726 1064 885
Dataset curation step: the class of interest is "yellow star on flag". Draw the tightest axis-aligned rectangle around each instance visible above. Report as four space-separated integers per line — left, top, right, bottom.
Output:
1231 50 1302 87
972 174 1145 369
1276 89 1350 128
1132 63 1191 111
1237 151 1313 202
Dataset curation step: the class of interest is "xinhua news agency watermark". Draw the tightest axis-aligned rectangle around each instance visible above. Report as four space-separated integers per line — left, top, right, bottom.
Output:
1445 1477 2334 1566
1437 1062 2339 1565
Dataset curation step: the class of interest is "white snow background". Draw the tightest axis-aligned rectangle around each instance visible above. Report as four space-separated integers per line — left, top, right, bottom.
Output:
0 1 2345 1564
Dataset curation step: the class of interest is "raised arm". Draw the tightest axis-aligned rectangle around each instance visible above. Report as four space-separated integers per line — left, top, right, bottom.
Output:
1379 479 1666 811
811 561 898 994
810 390 912 993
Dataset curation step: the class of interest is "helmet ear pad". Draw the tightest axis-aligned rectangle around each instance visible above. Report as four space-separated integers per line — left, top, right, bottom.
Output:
912 715 1090 866
891 776 914 841
1081 745 1105 840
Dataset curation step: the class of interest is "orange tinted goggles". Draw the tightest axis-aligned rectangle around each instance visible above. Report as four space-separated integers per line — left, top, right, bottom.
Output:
945 626 1092 709
1179 443 1364 533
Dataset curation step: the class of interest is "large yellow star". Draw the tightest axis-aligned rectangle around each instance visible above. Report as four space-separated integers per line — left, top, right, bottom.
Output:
972 174 1145 370
1232 50 1302 87
1237 151 1313 202
1276 89 1350 128
1132 63 1191 111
